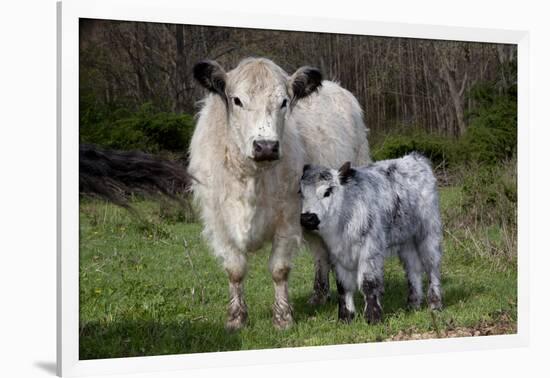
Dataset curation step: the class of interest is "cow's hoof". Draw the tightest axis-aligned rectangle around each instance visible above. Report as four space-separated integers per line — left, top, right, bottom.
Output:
273 314 293 330
225 316 247 332
225 310 248 332
307 292 329 306
273 305 294 330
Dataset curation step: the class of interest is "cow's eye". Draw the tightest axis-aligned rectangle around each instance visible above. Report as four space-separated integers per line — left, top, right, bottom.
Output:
324 187 333 198
233 97 243 107
298 188 302 196
281 99 288 109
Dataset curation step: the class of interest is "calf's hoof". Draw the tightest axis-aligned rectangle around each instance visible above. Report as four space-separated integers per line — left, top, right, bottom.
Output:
338 307 355 323
225 309 248 332
307 291 330 306
428 288 443 311
407 297 422 311
364 303 383 324
429 300 443 312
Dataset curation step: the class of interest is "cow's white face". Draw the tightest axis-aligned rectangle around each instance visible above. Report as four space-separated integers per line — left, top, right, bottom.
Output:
194 58 322 164
226 71 289 161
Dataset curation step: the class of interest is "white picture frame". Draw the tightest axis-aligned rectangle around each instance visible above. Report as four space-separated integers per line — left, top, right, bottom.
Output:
57 0 529 376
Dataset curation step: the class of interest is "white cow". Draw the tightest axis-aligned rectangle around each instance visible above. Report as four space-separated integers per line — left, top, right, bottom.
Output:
188 57 370 330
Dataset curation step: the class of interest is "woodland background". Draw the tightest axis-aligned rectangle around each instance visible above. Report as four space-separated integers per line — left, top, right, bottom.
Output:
79 18 517 164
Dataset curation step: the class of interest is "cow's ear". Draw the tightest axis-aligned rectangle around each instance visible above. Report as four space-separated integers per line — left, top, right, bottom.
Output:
193 60 228 102
338 162 354 184
289 66 322 105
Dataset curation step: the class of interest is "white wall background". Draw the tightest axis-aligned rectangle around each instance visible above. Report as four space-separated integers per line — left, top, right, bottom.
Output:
0 0 548 377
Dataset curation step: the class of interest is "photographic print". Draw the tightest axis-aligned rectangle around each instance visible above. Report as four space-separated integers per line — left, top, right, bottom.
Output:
78 18 517 360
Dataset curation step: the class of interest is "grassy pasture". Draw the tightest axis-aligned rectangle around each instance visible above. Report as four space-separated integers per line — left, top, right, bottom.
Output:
79 185 517 359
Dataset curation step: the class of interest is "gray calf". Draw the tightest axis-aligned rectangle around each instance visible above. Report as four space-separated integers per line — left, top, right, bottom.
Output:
299 153 443 323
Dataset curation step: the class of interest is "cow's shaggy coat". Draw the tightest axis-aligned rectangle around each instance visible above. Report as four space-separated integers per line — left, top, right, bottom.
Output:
299 154 443 324
188 57 370 330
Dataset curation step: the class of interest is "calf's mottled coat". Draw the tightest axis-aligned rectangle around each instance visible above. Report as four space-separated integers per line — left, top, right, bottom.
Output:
189 57 370 330
300 153 443 323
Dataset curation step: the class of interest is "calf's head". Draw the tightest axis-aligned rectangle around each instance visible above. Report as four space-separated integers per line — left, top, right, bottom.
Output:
299 162 354 231
193 58 322 163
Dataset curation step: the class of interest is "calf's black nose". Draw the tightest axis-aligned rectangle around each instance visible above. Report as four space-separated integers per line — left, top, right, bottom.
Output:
252 140 280 161
300 212 320 230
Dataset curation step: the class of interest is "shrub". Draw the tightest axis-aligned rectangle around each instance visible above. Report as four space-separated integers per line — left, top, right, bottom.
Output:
460 89 517 164
460 60 517 164
372 130 457 167
80 103 195 154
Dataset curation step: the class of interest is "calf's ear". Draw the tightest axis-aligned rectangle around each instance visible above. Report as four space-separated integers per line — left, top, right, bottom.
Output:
289 66 322 105
338 161 354 184
193 60 228 103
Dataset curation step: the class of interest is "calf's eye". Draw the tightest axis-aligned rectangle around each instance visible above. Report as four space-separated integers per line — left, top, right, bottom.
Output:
233 97 243 107
281 99 288 109
324 188 333 198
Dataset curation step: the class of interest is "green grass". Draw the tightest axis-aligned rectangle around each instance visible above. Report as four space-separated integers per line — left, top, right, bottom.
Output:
79 187 517 360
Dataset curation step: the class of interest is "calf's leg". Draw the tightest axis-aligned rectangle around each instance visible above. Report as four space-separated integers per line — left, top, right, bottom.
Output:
335 268 356 323
358 240 385 324
416 233 443 311
305 233 331 306
398 241 424 310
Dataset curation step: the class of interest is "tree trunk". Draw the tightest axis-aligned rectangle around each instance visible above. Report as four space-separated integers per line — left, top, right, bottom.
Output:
440 54 467 136
175 24 186 113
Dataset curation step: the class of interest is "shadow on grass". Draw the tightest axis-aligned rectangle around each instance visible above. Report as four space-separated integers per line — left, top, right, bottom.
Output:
385 275 488 315
441 280 487 308
80 318 242 360
292 273 487 323
291 294 336 321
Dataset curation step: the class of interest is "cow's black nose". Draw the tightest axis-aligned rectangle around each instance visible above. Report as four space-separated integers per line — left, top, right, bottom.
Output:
300 212 320 230
252 140 280 161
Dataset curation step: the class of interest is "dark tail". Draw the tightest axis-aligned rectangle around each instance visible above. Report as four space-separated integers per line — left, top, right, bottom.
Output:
79 144 192 207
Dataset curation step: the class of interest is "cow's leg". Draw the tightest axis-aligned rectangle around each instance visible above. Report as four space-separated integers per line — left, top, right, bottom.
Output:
416 233 443 311
223 249 248 331
358 239 385 324
305 233 331 306
269 232 298 330
398 241 424 310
